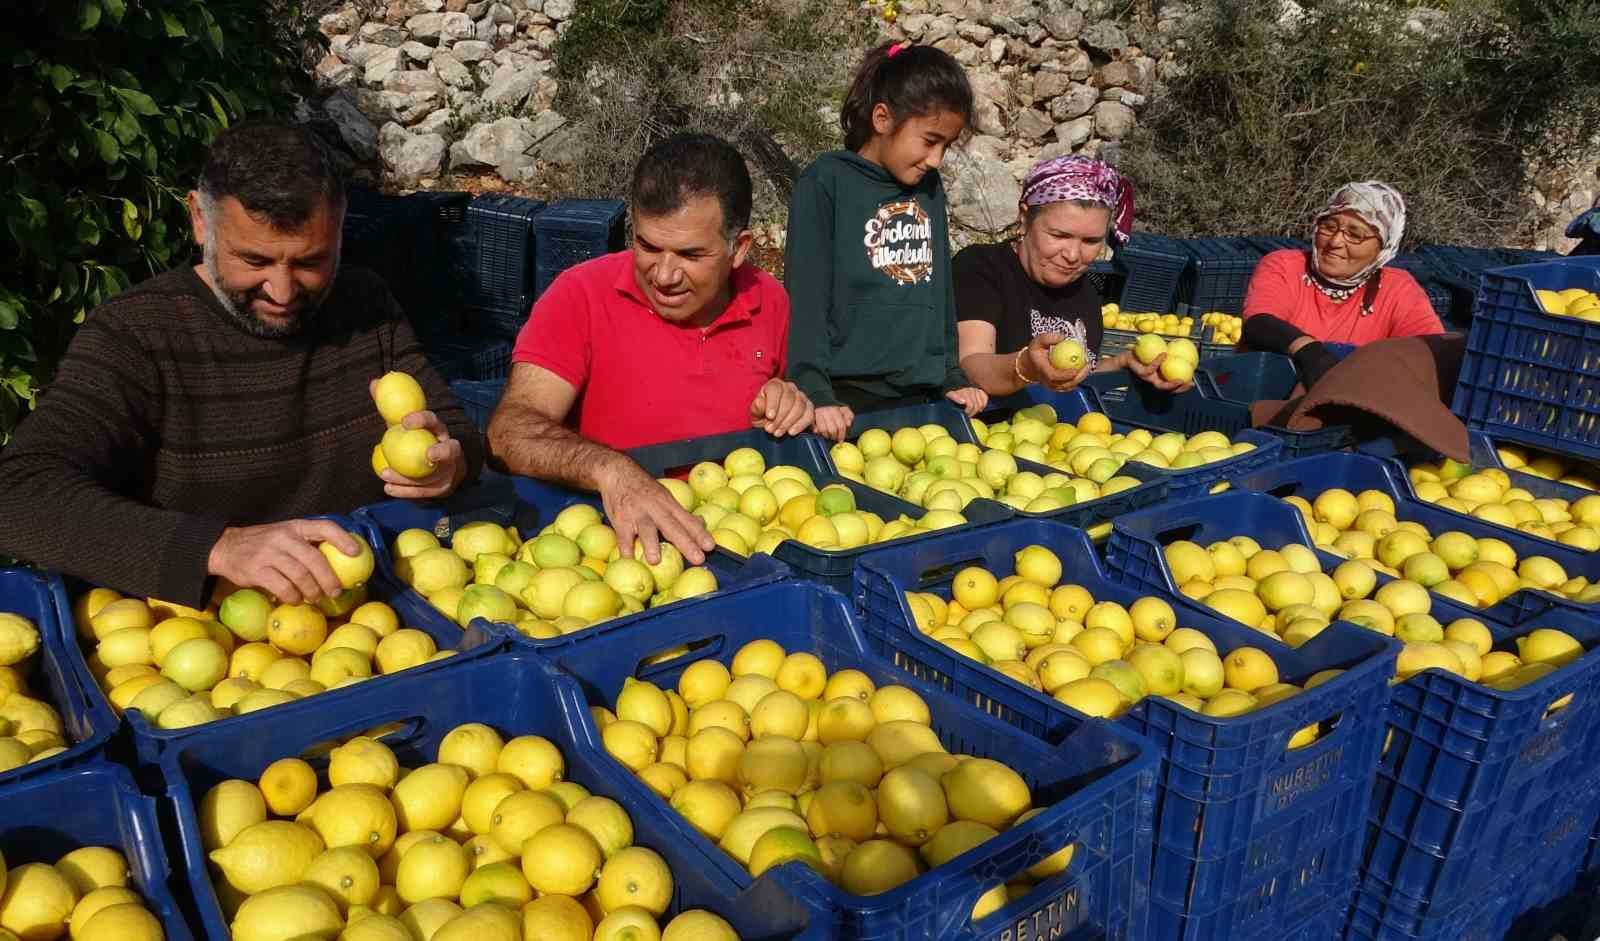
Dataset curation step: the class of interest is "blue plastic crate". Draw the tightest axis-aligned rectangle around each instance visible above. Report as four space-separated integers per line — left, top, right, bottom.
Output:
833 399 1167 535
987 384 1284 500
0 761 194 940
1102 489 1491 633
1229 454 1600 627
424 332 511 382
629 419 1014 594
464 193 547 336
1178 237 1266 316
1451 257 1600 461
343 187 472 338
447 377 504 433
1190 352 1355 458
1354 604 1600 924
533 198 627 298
46 515 503 771
155 648 826 941
529 578 1158 941
0 568 116 791
849 520 1397 941
352 471 788 648
1114 232 1190 313
1345 883 1517 941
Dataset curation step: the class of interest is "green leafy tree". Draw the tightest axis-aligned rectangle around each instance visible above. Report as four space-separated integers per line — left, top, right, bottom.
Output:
1 0 309 443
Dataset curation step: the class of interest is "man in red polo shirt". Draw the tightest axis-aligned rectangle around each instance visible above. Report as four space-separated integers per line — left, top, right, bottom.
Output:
489 133 813 564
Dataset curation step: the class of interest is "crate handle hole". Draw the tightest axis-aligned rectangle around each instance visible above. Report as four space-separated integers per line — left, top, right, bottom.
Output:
1154 523 1203 545
1285 708 1345 753
969 838 1081 929
917 558 988 589
634 636 722 682
1543 690 1576 718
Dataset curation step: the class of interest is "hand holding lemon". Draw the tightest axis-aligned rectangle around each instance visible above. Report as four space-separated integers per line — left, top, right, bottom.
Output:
1026 333 1089 392
370 372 465 501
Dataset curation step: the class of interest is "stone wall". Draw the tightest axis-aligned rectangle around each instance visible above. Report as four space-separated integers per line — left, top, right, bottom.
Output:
305 0 1593 251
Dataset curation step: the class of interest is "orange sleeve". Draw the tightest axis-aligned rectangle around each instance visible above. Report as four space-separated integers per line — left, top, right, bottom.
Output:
1379 270 1447 337
1241 250 1305 324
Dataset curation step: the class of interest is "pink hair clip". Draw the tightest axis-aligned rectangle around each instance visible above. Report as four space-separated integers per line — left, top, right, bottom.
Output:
888 41 910 57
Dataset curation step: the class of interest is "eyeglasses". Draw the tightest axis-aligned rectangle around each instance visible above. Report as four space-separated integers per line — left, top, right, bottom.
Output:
1315 219 1378 245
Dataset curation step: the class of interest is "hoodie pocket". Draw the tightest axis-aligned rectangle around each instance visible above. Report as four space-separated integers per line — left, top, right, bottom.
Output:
833 302 943 379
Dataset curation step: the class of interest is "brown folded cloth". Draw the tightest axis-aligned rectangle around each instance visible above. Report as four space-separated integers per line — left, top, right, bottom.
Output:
1250 335 1471 462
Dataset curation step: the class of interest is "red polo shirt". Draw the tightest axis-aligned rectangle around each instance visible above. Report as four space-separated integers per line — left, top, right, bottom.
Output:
512 250 790 450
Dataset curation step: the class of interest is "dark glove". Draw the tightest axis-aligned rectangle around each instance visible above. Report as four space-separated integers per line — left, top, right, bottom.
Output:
1291 341 1341 388
1240 313 1308 355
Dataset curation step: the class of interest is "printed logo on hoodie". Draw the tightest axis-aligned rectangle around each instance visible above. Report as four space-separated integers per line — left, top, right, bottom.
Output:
863 199 934 285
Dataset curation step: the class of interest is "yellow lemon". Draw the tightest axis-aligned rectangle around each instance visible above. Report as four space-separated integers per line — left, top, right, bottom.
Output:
497 735 564 790
54 846 128 896
521 895 593 941
208 820 324 894
303 845 381 911
313 783 398 858
258 757 318 816
229 884 342 941
595 846 672 917
521 824 603 897
0 862 77 939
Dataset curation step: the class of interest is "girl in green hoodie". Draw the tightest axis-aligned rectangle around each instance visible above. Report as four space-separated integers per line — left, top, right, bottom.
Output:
784 42 989 441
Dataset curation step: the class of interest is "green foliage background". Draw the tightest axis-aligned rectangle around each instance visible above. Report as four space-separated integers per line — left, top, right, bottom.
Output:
0 0 308 444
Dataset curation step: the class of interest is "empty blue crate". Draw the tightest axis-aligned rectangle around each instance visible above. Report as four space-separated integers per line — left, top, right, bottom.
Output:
447 377 504 433
1114 232 1190 313
1179 237 1266 316
0 568 116 791
530 579 1158 940
534 198 626 298
425 332 511 382
465 193 547 337
352 470 786 651
344 187 472 338
1452 256 1600 461
850 519 1397 941
156 648 826 940
1 762 193 940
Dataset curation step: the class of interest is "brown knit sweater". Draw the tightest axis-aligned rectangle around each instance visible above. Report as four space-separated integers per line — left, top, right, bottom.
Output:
0 264 484 607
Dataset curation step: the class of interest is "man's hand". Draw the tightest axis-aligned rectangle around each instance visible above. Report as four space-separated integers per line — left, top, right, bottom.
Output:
595 455 716 566
1127 353 1196 394
207 519 359 605
376 410 467 500
749 379 815 437
944 386 990 416
1024 333 1091 392
813 405 855 442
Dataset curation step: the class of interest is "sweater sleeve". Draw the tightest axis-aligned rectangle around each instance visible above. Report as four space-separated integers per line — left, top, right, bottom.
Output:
384 288 486 485
783 171 840 407
0 316 227 606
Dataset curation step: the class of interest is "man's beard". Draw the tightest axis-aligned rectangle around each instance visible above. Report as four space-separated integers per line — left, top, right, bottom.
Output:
202 237 330 338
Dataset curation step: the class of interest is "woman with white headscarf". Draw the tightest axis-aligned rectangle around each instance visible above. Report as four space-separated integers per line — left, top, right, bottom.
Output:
1241 181 1443 384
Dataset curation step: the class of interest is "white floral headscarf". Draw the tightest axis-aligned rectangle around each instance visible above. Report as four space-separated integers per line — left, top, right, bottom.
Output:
1310 181 1407 296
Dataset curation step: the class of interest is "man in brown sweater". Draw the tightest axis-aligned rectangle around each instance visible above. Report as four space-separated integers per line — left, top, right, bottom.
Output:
0 123 484 608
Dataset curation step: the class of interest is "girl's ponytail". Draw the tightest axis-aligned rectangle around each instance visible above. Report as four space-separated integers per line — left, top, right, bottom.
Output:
840 42 973 152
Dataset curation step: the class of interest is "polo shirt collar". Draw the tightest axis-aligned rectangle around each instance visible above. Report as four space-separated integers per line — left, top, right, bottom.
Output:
613 256 762 330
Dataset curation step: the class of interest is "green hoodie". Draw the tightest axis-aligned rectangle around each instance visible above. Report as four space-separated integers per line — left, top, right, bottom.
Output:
783 150 969 408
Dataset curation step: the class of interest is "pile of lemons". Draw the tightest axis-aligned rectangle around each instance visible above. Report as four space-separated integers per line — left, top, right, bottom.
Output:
1404 460 1600 550
73 536 455 731
1199 312 1243 345
371 372 445 483
1534 287 1600 321
1128 333 1202 384
903 544 1318 738
976 405 1256 477
0 609 66 773
389 503 718 642
1285 488 1593 606
200 722 739 941
0 844 167 941
1101 303 1196 337
1488 444 1597 490
833 420 1125 517
594 639 1068 916
660 448 968 555
1164 534 1591 690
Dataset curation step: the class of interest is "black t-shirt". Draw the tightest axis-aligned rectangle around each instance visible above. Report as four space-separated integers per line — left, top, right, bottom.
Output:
953 240 1104 365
